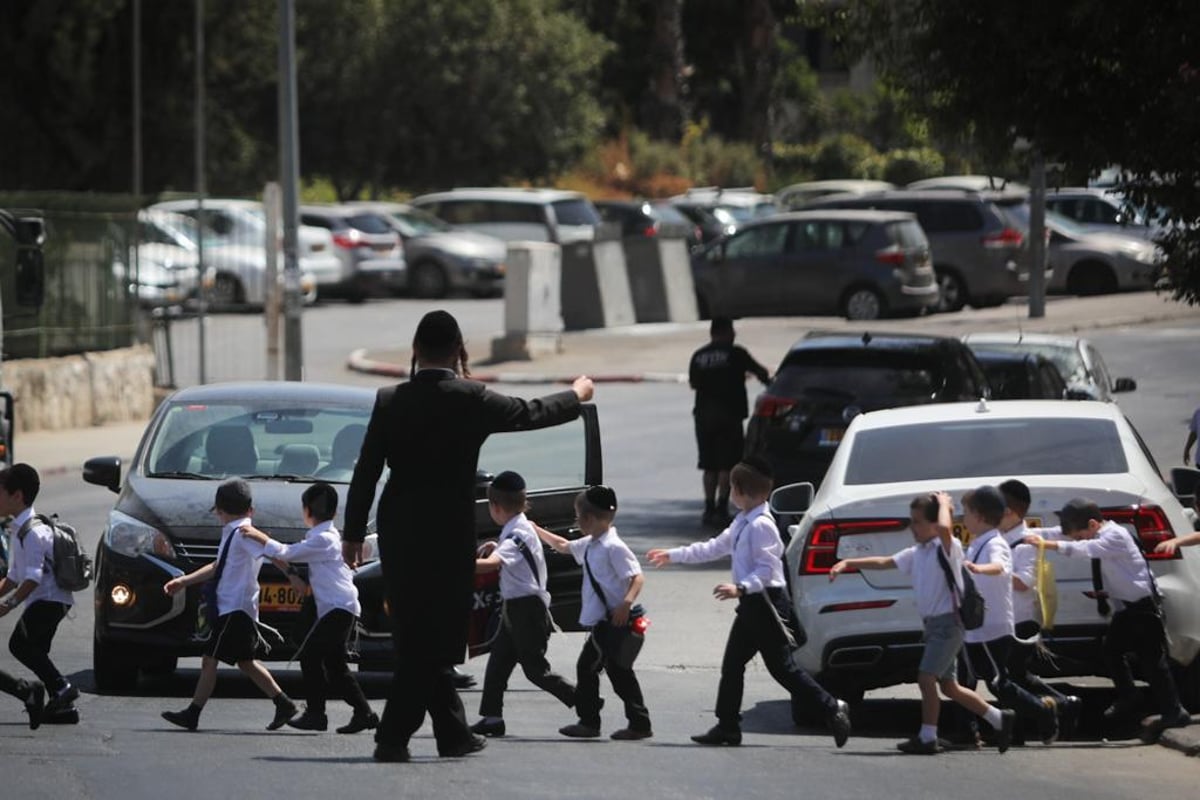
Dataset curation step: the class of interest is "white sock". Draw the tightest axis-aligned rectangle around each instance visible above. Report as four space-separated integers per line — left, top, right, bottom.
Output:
919 724 938 744
983 706 1003 730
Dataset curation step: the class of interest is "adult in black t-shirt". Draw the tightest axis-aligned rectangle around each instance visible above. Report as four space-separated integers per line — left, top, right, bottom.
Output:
688 317 770 525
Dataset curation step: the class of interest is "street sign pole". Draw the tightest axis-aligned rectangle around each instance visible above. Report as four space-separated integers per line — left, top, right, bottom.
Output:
1028 150 1047 319
279 0 303 380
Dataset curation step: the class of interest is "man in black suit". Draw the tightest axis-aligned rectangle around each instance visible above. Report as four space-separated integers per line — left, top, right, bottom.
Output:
343 310 594 763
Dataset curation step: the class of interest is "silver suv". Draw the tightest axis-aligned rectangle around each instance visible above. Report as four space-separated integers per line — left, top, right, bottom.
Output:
410 188 601 245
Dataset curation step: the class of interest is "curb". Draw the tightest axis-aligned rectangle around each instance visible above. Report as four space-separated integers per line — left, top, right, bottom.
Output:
346 349 688 384
1159 728 1200 757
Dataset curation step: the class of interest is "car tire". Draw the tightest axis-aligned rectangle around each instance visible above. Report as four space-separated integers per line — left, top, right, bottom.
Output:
935 268 967 312
93 636 140 692
1172 656 1200 713
209 273 244 308
1066 261 1118 296
410 261 450 299
842 286 885 321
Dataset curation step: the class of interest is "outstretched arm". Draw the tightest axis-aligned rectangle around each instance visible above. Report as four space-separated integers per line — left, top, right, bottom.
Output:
829 556 896 581
533 523 570 554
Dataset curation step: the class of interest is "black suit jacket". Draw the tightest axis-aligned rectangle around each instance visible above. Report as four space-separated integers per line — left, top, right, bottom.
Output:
343 370 581 663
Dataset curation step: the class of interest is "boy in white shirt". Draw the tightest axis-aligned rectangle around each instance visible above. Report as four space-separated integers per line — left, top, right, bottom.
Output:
537 485 652 741
648 457 851 748
161 479 298 731
0 464 73 728
469 471 575 737
240 481 377 734
830 491 1016 754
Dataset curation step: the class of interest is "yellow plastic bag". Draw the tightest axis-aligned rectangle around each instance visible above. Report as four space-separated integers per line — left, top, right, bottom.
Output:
1035 539 1058 631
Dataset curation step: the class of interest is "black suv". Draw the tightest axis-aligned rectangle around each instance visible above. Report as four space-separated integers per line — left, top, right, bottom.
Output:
745 332 990 488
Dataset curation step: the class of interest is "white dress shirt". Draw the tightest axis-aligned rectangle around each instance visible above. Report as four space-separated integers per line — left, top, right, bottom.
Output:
7 507 74 607
1003 522 1038 625
1055 520 1156 606
964 528 1015 643
215 516 267 618
567 527 642 627
893 536 963 620
262 520 360 619
665 502 785 595
493 513 549 606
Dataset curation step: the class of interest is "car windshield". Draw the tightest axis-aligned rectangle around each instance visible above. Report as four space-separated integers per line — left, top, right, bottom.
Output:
391 207 452 236
774 351 945 407
346 213 394 234
843 417 1128 484
1005 203 1089 237
970 341 1085 384
552 199 602 226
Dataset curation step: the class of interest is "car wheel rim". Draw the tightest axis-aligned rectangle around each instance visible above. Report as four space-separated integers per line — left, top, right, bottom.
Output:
846 290 880 320
937 272 962 310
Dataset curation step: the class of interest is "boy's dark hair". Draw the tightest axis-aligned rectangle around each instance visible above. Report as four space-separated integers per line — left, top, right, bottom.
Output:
999 479 1032 517
962 485 1006 527
301 482 338 522
576 485 617 523
910 494 940 523
213 478 253 515
710 317 734 337
0 463 40 506
731 459 773 497
1056 498 1105 533
488 470 528 514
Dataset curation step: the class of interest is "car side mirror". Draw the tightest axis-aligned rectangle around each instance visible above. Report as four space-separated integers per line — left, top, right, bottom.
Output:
1112 377 1137 393
770 482 814 516
1170 467 1200 507
83 456 122 494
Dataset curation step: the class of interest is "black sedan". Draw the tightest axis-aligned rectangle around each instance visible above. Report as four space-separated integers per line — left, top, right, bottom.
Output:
84 381 601 690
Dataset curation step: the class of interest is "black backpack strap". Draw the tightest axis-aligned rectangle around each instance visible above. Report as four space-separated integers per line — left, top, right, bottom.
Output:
583 545 609 610
511 536 544 589
935 544 961 607
211 529 235 584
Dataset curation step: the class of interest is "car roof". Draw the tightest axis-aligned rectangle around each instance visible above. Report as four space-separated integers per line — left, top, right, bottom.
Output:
669 187 775 205
759 209 917 224
906 175 1028 192
411 187 587 204
343 201 412 213
962 332 1085 348
779 179 896 193
971 349 1044 365
165 381 375 406
851 398 1119 431
789 331 962 353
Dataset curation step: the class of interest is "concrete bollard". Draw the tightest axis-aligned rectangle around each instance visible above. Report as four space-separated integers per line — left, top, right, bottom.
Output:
490 242 564 362
622 233 699 324
560 226 636 331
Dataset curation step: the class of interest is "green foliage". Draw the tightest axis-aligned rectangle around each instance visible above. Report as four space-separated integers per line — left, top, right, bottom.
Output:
681 127 762 188
812 134 882 180
881 148 945 186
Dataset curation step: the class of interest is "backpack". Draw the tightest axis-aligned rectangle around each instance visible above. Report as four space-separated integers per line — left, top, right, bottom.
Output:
18 514 93 592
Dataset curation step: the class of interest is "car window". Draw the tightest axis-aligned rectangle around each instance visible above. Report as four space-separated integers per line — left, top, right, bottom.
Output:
478 416 587 489
971 342 1085 385
918 202 984 233
648 203 691 225
346 213 394 234
888 220 927 248
793 221 859 251
1086 345 1114 392
1084 198 1120 225
300 214 337 231
774 351 944 406
435 201 489 225
981 362 1030 399
489 202 544 225
725 223 789 258
551 199 601 226
843 418 1129 484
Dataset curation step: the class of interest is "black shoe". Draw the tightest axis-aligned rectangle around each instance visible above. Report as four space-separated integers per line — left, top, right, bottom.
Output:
286 710 328 731
45 684 79 714
610 727 653 740
996 709 1017 754
373 742 411 763
559 722 602 739
1058 695 1083 739
439 733 487 757
691 725 742 746
828 700 852 748
162 707 200 731
42 706 80 725
451 668 477 690
267 696 299 731
1103 694 1142 722
470 718 506 737
337 711 379 735
24 682 45 731
1140 708 1192 743
896 736 942 755
1038 697 1060 745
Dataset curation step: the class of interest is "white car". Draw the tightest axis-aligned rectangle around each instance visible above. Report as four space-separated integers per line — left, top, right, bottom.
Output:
774 399 1200 708
115 211 202 307
962 332 1137 402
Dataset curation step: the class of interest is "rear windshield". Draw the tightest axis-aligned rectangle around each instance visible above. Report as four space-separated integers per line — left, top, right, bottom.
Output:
887 220 928 248
346 213 394 234
774 351 945 407
552 199 601 226
843 417 1128 484
980 363 1031 399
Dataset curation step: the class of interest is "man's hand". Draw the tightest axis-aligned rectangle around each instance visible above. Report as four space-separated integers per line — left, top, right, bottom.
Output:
646 548 671 568
572 376 595 403
343 540 363 569
713 583 741 601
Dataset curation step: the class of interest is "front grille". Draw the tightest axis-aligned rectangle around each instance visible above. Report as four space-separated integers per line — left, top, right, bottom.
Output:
174 540 219 563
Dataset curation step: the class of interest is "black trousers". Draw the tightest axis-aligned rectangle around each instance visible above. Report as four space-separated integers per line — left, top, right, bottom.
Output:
961 636 1052 725
8 601 68 694
479 596 574 718
1008 620 1070 703
376 655 472 753
298 609 371 716
1105 601 1181 715
715 590 835 729
575 625 651 732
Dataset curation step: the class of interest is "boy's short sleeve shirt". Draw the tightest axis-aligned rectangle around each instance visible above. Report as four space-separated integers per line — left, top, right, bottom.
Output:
893 537 962 619
567 527 641 627
8 507 74 607
1003 523 1038 624
494 514 550 606
263 521 360 618
216 517 267 618
964 529 1015 643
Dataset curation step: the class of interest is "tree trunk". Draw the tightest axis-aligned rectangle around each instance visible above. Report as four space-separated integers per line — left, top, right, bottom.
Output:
642 0 687 141
739 0 778 156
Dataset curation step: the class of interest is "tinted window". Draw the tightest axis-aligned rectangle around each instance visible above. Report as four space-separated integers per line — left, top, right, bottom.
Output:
551 199 601 226
436 201 490 225
774 350 944 407
916 202 984 233
844 418 1129 484
346 213 393 234
1084 198 1120 224
725 223 789 258
969 342 1085 385
300 214 338 231
647 203 690 225
888 220 928 248
793 221 865 251
981 362 1032 399
491 202 545 225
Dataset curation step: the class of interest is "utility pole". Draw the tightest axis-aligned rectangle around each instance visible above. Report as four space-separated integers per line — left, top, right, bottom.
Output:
1028 151 1047 319
195 0 208 383
279 0 303 380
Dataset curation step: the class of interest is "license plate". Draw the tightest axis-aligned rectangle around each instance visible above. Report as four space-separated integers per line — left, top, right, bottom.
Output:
371 244 392 253
818 427 844 447
952 516 1041 544
259 582 304 612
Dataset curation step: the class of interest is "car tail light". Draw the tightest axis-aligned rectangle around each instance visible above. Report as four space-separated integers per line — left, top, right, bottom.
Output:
1104 505 1179 560
332 231 368 249
753 393 796 418
800 518 909 575
642 223 660 238
982 227 1024 248
819 600 898 614
874 247 906 266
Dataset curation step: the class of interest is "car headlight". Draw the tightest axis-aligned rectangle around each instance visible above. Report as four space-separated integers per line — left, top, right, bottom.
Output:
1132 248 1159 264
105 510 176 559
360 532 380 563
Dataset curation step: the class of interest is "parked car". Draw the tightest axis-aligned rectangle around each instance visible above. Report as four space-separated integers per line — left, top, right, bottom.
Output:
669 201 738 244
410 188 602 245
299 205 407 301
669 186 777 225
691 210 939 321
906 174 1029 193
593 199 703 248
772 400 1200 707
1003 204 1163 295
115 210 201 307
83 381 602 688
1046 187 1158 240
804 189 1047 312
348 201 506 298
962 332 1137 402
776 180 896 211
150 199 344 298
745 331 990 490
970 349 1070 400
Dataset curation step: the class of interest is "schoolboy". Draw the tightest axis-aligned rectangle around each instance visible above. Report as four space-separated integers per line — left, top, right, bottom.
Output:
958 485 1058 746
161 479 298 731
830 491 1016 754
240 481 378 734
1027 498 1191 737
468 471 575 737
997 479 1081 737
0 464 73 728
648 457 851 748
537 485 652 740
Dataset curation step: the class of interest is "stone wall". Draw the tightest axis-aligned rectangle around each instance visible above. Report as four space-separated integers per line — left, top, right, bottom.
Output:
4 345 156 433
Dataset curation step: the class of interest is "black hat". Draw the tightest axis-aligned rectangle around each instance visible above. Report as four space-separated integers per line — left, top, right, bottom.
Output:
413 310 463 351
585 485 618 511
967 484 1006 521
741 456 774 481
213 479 253 515
491 471 526 493
1056 497 1104 531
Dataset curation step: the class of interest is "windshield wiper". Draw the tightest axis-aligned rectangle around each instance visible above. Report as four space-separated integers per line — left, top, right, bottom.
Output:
148 470 210 480
241 474 314 482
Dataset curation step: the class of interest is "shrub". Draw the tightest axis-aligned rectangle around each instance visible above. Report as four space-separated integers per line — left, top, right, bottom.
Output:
881 148 946 186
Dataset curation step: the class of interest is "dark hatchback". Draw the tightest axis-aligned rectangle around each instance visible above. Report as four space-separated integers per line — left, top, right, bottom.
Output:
971 349 1070 400
745 332 990 489
83 381 601 690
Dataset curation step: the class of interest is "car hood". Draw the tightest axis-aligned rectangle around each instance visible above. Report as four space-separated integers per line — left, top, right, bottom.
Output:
413 230 506 261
